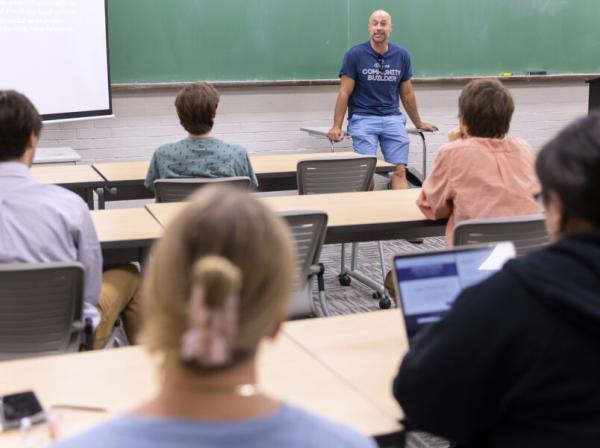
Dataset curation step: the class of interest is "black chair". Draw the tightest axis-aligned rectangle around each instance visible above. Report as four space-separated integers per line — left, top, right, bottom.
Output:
453 214 549 256
154 177 252 203
0 262 87 360
280 211 329 318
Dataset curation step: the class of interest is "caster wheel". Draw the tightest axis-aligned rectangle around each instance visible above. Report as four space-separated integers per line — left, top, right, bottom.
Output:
372 291 382 299
338 273 352 286
379 297 392 309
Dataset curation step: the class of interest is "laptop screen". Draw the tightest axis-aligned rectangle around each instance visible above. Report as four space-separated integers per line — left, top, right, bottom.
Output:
393 242 516 342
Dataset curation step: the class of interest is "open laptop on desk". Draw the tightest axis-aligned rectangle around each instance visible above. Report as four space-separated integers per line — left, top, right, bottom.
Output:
392 242 516 343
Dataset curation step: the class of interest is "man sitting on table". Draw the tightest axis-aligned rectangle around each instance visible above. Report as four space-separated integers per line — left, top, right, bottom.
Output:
144 82 258 191
327 9 437 190
0 90 141 348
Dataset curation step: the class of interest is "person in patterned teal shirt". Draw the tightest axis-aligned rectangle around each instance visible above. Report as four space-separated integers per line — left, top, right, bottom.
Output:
145 83 258 191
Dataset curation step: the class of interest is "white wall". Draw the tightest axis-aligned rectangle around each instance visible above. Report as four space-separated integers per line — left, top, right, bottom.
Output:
38 81 589 175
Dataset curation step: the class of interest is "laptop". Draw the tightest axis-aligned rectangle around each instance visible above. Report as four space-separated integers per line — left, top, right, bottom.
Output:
392 242 516 344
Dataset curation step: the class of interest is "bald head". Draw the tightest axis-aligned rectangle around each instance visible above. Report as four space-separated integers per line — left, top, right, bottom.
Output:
368 10 392 47
369 10 392 24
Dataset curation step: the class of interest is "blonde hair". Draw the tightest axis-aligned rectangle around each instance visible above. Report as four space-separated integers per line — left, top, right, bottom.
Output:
142 185 296 369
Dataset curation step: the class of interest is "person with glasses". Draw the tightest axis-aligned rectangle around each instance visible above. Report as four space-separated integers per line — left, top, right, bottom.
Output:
327 10 437 189
393 113 600 447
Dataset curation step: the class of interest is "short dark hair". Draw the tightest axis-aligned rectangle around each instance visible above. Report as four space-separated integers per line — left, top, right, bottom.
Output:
459 79 514 138
536 112 600 229
175 83 220 135
0 90 43 161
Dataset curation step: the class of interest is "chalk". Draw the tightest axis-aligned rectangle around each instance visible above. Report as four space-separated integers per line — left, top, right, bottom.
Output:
498 72 513 77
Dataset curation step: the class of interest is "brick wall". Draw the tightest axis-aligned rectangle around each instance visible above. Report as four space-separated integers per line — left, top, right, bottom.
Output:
38 82 588 176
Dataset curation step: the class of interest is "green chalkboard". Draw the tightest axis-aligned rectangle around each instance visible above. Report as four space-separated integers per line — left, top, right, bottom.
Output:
108 0 600 84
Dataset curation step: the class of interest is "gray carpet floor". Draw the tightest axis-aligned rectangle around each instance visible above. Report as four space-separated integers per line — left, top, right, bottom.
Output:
312 237 446 315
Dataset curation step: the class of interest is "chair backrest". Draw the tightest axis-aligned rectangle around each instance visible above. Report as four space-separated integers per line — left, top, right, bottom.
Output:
0 262 85 360
453 214 549 256
280 211 328 317
297 156 377 195
154 177 252 203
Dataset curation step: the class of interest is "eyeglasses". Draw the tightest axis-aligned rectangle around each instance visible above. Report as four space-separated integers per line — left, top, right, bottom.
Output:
377 57 385 74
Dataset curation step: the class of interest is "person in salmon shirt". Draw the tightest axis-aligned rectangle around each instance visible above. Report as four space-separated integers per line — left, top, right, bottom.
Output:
417 78 542 246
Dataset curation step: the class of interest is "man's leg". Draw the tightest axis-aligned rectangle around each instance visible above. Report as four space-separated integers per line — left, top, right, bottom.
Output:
94 264 142 349
348 114 381 190
347 114 380 158
391 164 409 190
380 115 410 190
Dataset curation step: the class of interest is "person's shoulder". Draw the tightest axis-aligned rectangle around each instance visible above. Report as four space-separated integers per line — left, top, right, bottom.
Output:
153 139 190 157
450 267 523 323
440 137 495 155
347 41 371 56
35 182 88 211
437 139 470 156
389 43 409 53
51 416 134 448
214 139 250 156
506 136 536 153
389 43 411 58
281 405 377 448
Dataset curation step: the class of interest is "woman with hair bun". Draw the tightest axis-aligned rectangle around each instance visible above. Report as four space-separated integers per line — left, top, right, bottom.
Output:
54 186 376 448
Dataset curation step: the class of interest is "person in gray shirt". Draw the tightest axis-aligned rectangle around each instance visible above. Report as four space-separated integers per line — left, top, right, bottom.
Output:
0 90 141 348
145 82 258 191
53 186 376 448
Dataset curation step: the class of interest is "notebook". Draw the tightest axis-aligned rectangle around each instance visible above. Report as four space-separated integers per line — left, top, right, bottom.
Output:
392 242 516 343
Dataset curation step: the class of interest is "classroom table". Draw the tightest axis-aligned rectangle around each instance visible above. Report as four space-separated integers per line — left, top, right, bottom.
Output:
145 190 444 308
0 328 402 447
284 309 407 422
300 126 431 178
90 208 163 264
91 152 396 208
30 164 105 209
146 189 444 244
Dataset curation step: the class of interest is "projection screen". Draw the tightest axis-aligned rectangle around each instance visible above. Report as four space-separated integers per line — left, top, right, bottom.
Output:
0 0 112 121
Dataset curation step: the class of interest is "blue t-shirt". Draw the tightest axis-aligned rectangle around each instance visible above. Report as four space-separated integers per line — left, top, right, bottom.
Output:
340 41 413 118
52 404 378 448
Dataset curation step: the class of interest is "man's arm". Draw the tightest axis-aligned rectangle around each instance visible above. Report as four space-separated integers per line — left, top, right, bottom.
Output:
399 80 438 132
327 75 355 142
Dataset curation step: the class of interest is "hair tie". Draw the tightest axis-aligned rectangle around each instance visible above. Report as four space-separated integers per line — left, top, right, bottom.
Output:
180 286 239 366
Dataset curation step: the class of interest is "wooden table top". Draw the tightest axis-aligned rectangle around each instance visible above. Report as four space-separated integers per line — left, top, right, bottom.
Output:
0 333 400 446
146 189 427 230
91 208 164 244
283 310 408 421
30 164 104 186
93 152 394 183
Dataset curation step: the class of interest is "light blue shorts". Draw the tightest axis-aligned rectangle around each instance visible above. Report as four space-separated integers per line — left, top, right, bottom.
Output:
347 113 410 164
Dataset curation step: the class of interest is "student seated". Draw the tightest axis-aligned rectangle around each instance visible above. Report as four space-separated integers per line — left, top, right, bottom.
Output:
144 82 258 191
53 186 376 448
0 90 141 348
393 112 600 447
417 78 541 245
